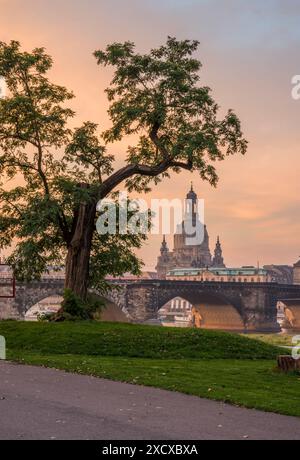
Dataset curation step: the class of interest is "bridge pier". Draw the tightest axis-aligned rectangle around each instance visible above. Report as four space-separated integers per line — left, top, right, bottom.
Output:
242 288 281 333
124 284 160 322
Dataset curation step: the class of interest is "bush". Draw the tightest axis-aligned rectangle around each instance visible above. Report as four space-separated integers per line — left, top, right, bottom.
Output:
47 289 104 322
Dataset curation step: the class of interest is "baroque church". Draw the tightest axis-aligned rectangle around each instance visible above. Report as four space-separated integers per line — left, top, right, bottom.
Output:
156 186 226 279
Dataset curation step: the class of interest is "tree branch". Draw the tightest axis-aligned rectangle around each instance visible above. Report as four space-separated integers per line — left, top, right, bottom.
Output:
100 158 193 198
0 158 38 172
0 197 23 217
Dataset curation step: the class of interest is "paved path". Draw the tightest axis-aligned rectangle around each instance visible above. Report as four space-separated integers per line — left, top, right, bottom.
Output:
0 361 299 440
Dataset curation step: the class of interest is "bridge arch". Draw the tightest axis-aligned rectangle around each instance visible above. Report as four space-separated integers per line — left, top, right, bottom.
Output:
14 280 64 315
278 299 300 331
90 290 131 322
157 291 245 331
25 295 63 320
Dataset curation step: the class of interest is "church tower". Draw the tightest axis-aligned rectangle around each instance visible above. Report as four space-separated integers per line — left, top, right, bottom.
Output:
160 235 169 256
212 236 226 268
155 236 172 279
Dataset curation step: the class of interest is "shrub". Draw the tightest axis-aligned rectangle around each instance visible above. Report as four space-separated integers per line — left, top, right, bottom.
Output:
47 289 104 322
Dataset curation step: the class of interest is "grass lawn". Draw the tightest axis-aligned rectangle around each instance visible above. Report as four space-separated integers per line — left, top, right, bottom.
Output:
0 321 299 417
248 333 294 347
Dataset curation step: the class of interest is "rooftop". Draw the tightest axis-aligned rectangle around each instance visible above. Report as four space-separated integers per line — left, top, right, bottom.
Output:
167 267 268 276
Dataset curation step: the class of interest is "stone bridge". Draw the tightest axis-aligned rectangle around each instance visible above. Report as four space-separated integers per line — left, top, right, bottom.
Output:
109 280 300 332
0 278 65 320
1 278 300 332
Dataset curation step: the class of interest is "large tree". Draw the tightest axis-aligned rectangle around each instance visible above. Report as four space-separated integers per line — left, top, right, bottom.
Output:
0 37 247 300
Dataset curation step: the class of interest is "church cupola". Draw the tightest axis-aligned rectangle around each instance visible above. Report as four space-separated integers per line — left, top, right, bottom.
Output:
212 236 226 268
186 183 198 223
186 183 197 202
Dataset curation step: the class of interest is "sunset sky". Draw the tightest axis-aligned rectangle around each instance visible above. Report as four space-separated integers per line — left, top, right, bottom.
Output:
1 0 300 269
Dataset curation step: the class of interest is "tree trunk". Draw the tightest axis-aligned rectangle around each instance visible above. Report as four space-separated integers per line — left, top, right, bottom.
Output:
64 188 97 301
277 355 300 373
